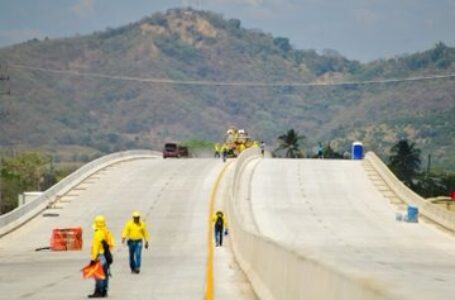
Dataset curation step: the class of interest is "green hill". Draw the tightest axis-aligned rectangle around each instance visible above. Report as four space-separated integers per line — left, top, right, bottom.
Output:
0 8 454 170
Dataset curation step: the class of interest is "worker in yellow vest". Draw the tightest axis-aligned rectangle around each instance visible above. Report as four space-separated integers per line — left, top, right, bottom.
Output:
121 211 150 274
214 143 220 158
88 215 115 298
238 143 246 154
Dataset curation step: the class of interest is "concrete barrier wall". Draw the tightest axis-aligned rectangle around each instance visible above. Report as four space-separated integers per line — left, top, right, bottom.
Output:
0 150 160 237
365 152 455 232
227 150 397 300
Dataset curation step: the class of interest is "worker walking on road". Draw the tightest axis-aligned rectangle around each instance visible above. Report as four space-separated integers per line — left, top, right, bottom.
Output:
88 215 115 298
221 144 228 163
121 211 150 274
260 141 266 157
212 210 228 247
214 143 220 158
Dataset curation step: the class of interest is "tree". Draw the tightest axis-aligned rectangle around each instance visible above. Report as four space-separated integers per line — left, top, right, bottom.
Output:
273 37 291 53
274 129 305 158
1 152 49 213
323 143 344 159
388 139 421 187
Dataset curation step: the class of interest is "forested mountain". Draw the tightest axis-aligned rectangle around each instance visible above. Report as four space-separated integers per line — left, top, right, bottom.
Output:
0 8 454 169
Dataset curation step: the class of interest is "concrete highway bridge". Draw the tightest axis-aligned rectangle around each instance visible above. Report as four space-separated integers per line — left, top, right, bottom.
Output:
1 149 455 300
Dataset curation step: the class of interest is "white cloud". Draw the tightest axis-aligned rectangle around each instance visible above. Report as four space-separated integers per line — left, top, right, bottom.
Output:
0 29 46 44
72 0 95 17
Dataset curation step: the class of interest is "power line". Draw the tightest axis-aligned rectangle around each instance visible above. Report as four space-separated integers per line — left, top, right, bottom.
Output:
10 64 455 88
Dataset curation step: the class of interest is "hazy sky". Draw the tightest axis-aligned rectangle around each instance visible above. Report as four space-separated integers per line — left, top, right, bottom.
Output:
0 0 454 62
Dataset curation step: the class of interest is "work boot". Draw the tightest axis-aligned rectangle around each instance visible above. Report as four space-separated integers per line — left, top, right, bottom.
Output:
88 291 104 298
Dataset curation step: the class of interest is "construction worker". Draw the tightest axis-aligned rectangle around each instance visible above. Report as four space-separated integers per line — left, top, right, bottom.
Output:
212 210 228 247
260 141 265 156
317 142 324 159
121 211 150 274
238 143 246 154
88 215 115 298
220 144 228 162
214 143 220 158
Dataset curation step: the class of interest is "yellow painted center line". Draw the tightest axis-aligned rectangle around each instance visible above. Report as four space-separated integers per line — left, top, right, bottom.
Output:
205 161 233 300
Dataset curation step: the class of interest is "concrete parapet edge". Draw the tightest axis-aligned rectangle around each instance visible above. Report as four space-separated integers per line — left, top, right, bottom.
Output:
365 152 455 232
227 150 398 300
0 150 160 237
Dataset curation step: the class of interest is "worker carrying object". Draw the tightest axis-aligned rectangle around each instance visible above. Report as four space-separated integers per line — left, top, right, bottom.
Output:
212 210 228 247
121 211 150 274
88 215 115 298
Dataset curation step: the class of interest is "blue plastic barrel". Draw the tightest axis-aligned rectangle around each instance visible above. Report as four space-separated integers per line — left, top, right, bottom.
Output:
351 142 363 160
407 204 419 223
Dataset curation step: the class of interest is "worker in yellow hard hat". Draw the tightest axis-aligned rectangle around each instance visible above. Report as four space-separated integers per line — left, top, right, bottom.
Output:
121 211 150 274
88 215 115 298
212 210 229 247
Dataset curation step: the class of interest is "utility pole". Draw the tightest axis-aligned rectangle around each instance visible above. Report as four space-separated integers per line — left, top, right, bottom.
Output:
426 153 431 177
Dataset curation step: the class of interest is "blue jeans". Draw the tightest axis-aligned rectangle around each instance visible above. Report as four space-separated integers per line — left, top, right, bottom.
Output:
128 239 143 271
214 225 223 246
95 254 109 293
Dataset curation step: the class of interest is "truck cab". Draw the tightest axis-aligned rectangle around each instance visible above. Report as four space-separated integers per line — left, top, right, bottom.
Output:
163 143 179 158
163 143 189 158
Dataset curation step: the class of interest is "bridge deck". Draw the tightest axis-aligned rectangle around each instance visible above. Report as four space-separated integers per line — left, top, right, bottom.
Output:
251 159 455 300
0 158 255 299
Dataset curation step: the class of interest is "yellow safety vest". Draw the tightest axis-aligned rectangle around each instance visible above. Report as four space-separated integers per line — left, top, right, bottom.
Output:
122 219 150 241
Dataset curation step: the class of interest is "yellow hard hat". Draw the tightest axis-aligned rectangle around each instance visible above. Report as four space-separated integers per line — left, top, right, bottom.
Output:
132 211 141 218
93 215 106 229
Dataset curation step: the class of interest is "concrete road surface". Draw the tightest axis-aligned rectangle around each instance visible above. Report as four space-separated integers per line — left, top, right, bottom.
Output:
0 158 255 299
251 159 455 300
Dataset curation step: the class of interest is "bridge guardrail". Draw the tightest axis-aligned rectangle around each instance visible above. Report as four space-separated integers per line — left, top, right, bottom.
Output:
365 151 455 232
227 151 394 300
0 150 160 237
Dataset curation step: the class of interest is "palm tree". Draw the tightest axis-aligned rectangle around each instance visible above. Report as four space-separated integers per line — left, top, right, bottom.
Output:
274 129 305 158
388 139 421 187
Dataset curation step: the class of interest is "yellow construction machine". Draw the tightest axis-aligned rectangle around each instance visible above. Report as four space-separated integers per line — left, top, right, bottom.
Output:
221 127 257 157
